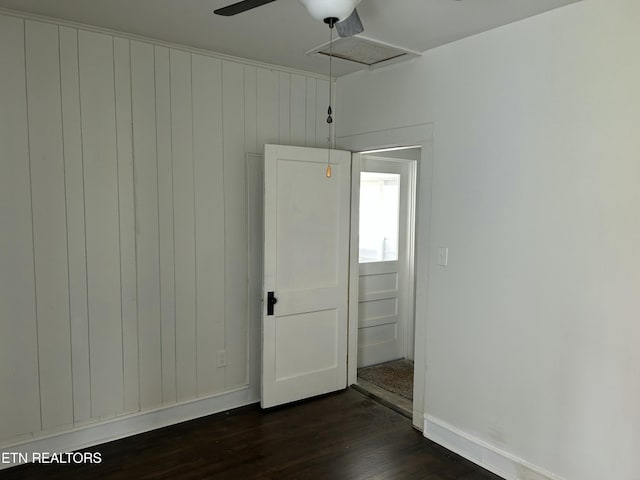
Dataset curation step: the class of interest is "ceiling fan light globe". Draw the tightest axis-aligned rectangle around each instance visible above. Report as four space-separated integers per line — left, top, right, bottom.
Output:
298 0 362 23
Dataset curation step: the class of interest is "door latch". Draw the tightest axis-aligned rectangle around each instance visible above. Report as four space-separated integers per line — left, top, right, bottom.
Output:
267 291 278 316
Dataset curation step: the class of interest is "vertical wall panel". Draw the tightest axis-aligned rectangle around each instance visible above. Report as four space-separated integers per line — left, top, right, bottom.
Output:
289 74 307 147
24 20 73 430
59 25 91 423
256 67 279 150
114 36 139 414
315 79 330 149
193 54 226 396
279 72 291 145
170 49 197 401
0 10 333 447
305 77 317 147
0 14 41 442
223 60 249 388
154 46 177 405
78 30 123 418
130 40 162 410
244 65 257 154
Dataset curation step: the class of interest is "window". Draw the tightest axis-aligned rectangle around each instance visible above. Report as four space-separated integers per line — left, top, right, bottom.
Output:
359 172 400 263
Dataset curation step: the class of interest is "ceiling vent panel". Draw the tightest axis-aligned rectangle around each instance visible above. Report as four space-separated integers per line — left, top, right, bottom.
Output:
307 36 420 70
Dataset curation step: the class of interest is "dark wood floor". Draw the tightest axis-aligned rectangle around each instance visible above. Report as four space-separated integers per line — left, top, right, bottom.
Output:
2 389 502 480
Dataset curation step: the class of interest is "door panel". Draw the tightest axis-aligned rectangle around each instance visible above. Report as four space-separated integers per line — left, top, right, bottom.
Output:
358 262 402 366
275 310 338 380
359 272 398 296
357 158 412 367
276 159 340 289
262 144 351 408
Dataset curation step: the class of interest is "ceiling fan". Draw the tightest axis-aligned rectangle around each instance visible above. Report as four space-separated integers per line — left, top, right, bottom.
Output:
214 0 365 38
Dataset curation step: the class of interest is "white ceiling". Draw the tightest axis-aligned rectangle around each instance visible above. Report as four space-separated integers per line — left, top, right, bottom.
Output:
0 0 580 77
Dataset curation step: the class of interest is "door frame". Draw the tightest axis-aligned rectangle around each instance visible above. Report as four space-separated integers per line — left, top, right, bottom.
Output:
338 124 434 430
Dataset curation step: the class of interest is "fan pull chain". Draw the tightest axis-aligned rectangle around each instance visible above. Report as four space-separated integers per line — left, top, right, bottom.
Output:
326 20 335 178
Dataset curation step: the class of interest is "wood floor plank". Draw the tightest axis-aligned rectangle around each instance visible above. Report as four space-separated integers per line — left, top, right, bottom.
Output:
1 389 502 480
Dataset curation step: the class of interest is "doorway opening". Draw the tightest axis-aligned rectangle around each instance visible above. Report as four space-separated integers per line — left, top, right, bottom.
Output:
350 147 420 418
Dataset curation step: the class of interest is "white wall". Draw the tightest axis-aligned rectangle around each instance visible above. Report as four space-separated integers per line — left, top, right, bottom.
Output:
367 148 421 162
337 1 640 479
0 10 332 451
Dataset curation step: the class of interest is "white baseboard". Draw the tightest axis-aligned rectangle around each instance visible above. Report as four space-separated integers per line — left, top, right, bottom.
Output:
0 386 259 470
424 415 567 480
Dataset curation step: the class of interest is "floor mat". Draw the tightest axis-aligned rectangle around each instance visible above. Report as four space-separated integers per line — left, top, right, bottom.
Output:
357 359 414 400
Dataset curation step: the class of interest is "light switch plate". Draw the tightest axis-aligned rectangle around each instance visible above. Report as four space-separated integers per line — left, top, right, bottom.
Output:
438 247 448 266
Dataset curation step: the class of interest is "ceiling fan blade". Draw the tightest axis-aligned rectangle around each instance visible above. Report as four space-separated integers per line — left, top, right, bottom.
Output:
214 0 278 16
336 8 364 38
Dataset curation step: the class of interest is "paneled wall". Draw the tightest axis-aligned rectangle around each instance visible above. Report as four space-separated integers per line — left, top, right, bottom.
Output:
0 12 332 446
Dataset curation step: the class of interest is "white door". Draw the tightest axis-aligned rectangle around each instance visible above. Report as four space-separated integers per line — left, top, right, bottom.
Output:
262 144 351 408
354 156 414 367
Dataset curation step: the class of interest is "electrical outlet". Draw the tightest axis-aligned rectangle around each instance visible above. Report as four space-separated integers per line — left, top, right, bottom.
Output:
217 350 227 368
438 247 449 266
